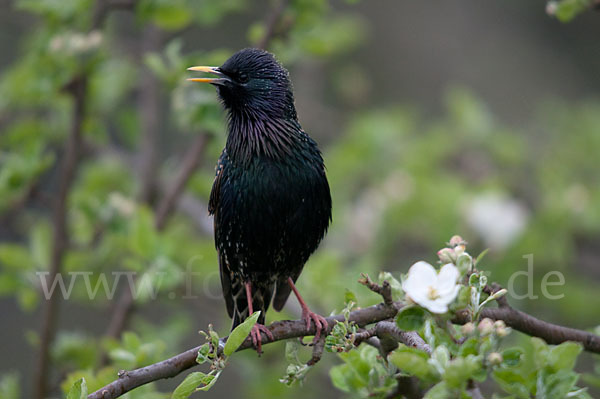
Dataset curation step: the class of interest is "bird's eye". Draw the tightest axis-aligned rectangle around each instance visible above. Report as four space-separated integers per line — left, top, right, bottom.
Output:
238 72 249 83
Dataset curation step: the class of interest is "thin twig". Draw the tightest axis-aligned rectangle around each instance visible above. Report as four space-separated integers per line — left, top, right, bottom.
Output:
257 0 291 50
307 335 326 366
155 134 210 230
359 273 394 306
34 76 87 399
137 24 162 205
354 321 431 356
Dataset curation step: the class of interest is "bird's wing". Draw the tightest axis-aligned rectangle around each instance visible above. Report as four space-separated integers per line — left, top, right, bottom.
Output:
208 150 226 215
210 150 235 317
219 254 235 318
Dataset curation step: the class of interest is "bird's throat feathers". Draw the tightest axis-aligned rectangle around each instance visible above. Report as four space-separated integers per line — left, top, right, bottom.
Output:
225 110 306 164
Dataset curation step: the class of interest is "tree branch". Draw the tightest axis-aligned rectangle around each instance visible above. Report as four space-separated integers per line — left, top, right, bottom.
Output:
34 76 87 399
455 305 600 353
90 289 600 399
88 301 399 399
355 321 431 356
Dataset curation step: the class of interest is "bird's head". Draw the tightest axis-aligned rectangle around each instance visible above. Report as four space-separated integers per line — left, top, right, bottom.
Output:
188 48 295 119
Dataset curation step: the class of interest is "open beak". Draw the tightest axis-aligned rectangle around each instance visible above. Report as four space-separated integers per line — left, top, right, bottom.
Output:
187 66 230 85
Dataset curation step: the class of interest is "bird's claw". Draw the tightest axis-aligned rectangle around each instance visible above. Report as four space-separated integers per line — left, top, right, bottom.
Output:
302 309 328 345
250 323 274 355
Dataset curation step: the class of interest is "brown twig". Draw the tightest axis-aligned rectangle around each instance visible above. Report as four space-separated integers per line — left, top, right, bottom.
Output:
137 24 162 205
455 305 600 353
256 0 291 50
307 335 326 366
359 273 394 306
354 321 431 356
34 76 88 399
154 134 211 230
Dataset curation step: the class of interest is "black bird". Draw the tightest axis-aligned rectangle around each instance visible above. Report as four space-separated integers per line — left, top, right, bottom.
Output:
188 48 332 352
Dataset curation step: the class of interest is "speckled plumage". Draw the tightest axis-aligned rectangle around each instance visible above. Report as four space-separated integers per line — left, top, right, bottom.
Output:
206 49 332 328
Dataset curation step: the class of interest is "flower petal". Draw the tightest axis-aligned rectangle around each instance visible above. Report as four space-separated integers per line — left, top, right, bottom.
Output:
435 263 460 296
405 261 437 286
402 261 438 306
423 299 449 314
437 285 461 306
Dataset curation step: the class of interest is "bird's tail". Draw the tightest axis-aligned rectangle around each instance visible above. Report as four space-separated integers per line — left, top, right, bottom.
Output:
231 280 273 329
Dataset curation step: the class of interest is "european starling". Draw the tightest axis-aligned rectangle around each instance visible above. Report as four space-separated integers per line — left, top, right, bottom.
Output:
188 48 332 352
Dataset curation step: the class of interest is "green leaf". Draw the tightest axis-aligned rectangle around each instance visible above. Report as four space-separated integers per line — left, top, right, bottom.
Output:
284 339 303 365
196 371 221 391
0 244 33 270
66 377 87 399
429 345 450 375
396 306 426 331
493 369 530 399
458 337 479 357
537 369 579 399
424 381 450 399
531 337 550 370
455 253 472 274
547 341 582 372
223 311 260 356
443 355 482 389
389 345 436 381
501 348 524 367
468 273 480 287
474 248 489 266
172 371 220 398
0 373 20 399
549 0 594 22
329 364 352 392
196 343 210 364
344 288 357 306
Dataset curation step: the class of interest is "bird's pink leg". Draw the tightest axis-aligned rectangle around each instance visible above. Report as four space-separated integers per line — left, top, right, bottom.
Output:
287 277 328 344
245 282 273 354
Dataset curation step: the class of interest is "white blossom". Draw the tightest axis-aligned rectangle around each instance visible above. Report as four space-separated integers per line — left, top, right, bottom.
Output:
402 261 460 314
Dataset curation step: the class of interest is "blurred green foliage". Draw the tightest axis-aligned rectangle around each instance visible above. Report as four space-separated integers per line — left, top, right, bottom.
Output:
546 0 599 21
0 0 599 398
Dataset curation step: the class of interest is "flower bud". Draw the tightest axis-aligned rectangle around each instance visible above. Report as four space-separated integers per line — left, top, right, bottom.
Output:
437 248 456 263
487 352 503 365
493 320 506 330
478 318 494 335
454 244 466 256
449 235 465 247
461 322 475 335
494 320 510 337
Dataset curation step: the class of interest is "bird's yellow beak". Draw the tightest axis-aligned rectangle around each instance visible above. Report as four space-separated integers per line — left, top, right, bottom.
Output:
187 66 225 83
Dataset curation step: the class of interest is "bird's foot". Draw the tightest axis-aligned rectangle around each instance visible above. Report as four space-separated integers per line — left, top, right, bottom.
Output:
250 323 274 355
301 308 329 345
